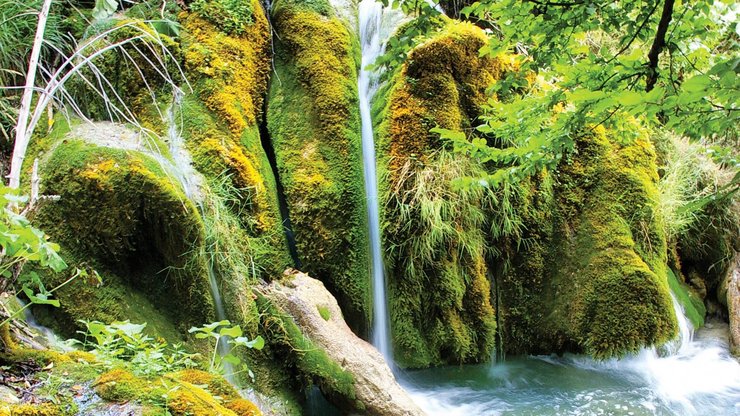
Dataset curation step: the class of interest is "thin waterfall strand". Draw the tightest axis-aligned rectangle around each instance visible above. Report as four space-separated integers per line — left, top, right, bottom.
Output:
166 91 235 382
358 0 397 362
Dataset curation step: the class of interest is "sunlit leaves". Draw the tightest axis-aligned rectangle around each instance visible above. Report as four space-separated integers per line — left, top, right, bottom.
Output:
189 320 264 380
377 0 739 191
78 320 200 376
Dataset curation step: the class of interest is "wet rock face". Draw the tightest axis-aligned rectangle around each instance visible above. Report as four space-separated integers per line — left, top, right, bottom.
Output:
262 271 425 416
720 254 740 355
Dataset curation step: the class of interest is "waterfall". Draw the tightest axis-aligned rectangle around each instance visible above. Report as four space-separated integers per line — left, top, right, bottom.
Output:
358 0 402 363
403 291 740 415
664 292 694 354
165 90 235 382
166 89 204 202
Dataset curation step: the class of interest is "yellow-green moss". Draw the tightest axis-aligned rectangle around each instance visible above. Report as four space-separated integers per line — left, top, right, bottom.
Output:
226 399 262 416
91 367 262 416
375 21 514 368
94 369 144 402
168 369 240 400
179 4 289 272
6 403 67 416
0 323 16 351
33 139 214 337
267 1 370 335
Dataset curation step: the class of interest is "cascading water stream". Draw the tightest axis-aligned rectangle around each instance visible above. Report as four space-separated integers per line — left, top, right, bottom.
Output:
358 0 402 363
166 90 235 382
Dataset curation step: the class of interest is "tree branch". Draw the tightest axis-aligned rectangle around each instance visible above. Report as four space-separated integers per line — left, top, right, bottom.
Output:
606 1 660 64
645 0 675 92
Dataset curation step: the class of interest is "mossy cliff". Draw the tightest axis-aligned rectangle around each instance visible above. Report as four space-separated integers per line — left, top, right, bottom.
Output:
375 21 515 368
267 0 371 336
498 126 678 358
180 0 289 268
376 19 680 363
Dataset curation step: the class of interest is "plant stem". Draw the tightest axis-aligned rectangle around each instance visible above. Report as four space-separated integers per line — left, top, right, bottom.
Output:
9 0 53 189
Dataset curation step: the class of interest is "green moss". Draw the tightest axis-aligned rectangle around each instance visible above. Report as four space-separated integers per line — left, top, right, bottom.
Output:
267 2 370 335
5 403 71 416
190 0 254 35
667 268 706 328
33 139 214 336
375 21 515 368
92 368 259 415
272 0 334 16
256 296 360 413
94 368 143 402
538 127 676 358
168 369 240 400
317 305 331 321
180 5 290 273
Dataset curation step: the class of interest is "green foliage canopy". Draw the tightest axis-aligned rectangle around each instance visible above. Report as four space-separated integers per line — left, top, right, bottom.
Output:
381 0 738 191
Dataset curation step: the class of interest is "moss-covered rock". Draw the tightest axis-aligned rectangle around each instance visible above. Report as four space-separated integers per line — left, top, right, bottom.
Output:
375 21 514 368
33 135 214 338
500 126 678 358
267 0 371 336
92 368 263 415
180 0 283 237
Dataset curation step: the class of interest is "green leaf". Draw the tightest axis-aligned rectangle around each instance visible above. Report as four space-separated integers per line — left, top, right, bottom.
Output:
615 91 643 106
23 287 60 307
92 0 118 20
431 127 466 142
219 325 242 338
682 75 711 93
150 20 181 37
222 354 241 365
567 89 606 103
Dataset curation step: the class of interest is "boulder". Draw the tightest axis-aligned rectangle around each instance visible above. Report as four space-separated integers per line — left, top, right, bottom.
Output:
262 270 424 416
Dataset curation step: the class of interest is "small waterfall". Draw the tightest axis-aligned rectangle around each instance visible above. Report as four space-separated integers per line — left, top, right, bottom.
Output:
663 292 694 355
166 89 204 202
165 90 235 382
358 0 402 363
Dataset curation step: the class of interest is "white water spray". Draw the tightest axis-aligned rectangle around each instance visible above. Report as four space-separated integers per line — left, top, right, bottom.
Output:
404 290 740 415
358 0 403 363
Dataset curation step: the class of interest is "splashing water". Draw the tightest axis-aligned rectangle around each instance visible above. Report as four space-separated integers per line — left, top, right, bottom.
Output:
403 295 740 415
